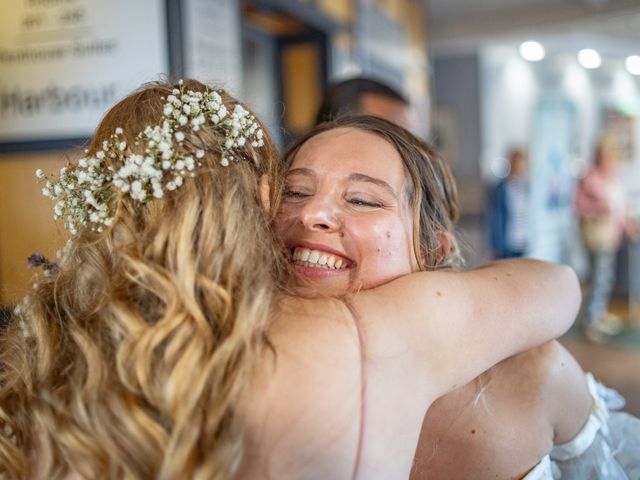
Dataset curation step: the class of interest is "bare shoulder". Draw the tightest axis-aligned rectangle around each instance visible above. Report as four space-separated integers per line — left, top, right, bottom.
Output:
540 341 592 443
496 341 591 444
238 296 363 479
238 295 438 479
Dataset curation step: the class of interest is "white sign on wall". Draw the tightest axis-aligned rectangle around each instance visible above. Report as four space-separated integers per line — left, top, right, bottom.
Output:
0 0 169 143
182 0 242 95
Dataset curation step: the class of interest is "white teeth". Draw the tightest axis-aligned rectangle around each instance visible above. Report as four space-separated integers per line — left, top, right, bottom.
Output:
292 247 348 270
308 250 320 264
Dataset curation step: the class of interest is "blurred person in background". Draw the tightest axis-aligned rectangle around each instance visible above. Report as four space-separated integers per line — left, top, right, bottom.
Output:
574 136 639 343
315 76 415 132
487 147 530 259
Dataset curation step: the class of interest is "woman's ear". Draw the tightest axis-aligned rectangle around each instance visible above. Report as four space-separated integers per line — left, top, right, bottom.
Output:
259 175 271 213
436 231 452 265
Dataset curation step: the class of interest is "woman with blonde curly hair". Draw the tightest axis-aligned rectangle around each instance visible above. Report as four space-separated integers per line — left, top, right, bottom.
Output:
0 80 579 479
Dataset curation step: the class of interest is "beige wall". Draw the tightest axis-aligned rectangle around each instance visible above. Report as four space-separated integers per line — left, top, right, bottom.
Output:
0 151 72 305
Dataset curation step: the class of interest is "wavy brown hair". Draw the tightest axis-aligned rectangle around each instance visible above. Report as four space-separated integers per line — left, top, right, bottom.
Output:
0 80 287 479
283 115 461 271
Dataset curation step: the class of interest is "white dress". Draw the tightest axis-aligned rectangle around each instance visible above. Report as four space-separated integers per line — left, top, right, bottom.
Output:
524 373 640 479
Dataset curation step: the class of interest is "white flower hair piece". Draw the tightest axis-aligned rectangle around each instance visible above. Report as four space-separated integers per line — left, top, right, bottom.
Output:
36 80 265 235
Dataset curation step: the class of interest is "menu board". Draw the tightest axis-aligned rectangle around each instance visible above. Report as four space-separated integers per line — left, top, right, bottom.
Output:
0 0 168 144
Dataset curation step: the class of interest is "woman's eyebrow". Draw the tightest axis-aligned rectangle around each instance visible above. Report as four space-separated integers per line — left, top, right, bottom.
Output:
285 168 315 178
348 173 397 199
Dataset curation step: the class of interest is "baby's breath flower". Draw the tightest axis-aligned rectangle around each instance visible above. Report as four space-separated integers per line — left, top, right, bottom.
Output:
37 81 265 235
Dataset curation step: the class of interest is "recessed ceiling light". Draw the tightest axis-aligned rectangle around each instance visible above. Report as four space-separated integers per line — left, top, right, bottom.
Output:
519 41 545 61
626 55 640 75
578 49 601 69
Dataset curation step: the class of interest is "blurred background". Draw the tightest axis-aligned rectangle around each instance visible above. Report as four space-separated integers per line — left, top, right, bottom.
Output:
1 0 639 413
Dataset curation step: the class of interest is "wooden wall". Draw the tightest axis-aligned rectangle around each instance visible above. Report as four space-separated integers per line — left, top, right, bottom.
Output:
0 152 70 305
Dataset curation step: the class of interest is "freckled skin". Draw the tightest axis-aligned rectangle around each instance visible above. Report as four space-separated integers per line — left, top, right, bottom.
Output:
275 128 419 295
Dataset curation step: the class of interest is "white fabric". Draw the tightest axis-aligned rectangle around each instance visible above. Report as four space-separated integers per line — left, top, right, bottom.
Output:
551 374 609 461
522 373 640 480
522 455 554 480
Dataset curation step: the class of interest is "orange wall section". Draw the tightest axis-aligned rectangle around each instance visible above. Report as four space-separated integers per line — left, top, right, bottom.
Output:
0 151 71 305
281 43 322 133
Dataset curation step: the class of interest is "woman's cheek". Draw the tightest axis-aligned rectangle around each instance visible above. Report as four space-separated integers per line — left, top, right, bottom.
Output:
273 217 290 242
274 206 297 235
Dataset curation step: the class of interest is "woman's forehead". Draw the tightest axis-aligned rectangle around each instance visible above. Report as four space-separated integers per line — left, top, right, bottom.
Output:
292 127 404 177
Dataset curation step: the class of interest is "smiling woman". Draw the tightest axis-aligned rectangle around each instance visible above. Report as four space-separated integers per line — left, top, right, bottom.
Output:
276 115 640 480
277 125 417 294
278 116 458 296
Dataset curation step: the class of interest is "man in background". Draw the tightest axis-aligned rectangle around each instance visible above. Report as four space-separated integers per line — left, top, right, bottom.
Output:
487 148 530 259
315 77 414 132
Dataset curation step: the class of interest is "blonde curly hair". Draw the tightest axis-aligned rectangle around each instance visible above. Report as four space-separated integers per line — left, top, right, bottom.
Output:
0 80 287 479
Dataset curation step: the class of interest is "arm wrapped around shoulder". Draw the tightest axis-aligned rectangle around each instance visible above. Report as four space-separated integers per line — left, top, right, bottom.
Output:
356 258 581 397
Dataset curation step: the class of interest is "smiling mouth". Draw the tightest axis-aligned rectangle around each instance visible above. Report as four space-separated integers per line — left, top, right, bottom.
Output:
291 247 351 270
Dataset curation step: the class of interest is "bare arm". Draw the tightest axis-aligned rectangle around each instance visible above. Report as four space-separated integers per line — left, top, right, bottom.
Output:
353 259 580 397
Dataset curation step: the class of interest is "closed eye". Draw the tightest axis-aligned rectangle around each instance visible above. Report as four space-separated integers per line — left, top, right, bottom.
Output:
283 189 310 199
347 197 384 208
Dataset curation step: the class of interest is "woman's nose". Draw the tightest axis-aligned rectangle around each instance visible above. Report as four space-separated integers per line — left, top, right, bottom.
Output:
299 196 340 232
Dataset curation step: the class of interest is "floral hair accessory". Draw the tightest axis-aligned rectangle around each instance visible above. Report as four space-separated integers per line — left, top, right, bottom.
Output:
36 80 265 235
27 252 59 277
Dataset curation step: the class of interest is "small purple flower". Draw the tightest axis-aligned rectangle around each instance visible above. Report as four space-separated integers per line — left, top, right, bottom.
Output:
27 253 47 269
27 252 59 275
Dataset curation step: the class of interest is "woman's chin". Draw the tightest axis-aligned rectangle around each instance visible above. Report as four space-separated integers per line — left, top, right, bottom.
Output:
289 265 354 297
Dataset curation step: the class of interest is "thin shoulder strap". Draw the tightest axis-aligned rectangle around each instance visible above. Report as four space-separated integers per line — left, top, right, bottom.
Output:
341 297 367 480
